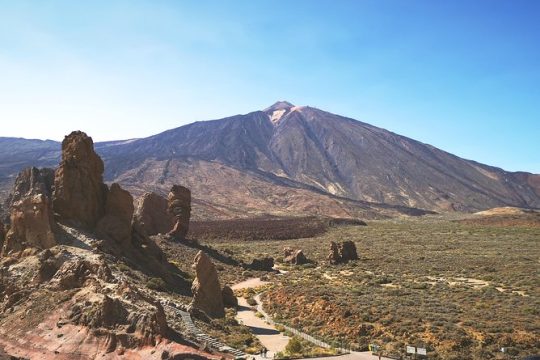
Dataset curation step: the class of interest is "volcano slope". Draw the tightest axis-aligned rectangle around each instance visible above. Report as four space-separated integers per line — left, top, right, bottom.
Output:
1 102 539 220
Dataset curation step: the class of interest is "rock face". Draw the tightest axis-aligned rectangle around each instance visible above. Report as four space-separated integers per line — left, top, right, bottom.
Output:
328 241 358 264
191 250 224 318
284 248 308 265
166 185 191 240
53 131 108 229
134 192 174 236
221 285 238 308
2 167 56 255
96 183 134 245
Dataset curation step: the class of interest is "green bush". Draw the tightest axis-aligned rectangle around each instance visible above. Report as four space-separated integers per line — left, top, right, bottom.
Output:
286 336 303 354
146 277 167 292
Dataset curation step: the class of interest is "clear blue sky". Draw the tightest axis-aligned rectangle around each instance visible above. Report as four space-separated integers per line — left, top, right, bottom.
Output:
0 0 539 173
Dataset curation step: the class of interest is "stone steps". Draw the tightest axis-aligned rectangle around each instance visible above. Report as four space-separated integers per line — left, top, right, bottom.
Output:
163 302 247 358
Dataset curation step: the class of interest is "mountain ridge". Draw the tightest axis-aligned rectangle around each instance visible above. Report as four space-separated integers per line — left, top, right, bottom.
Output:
1 102 538 219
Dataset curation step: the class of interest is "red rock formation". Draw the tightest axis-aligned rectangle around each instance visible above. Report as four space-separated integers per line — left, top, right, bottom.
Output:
2 167 57 255
3 194 56 254
134 192 174 236
53 131 108 229
191 251 224 318
166 185 191 240
96 183 134 245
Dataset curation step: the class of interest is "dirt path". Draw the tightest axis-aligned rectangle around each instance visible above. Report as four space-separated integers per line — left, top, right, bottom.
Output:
233 278 393 360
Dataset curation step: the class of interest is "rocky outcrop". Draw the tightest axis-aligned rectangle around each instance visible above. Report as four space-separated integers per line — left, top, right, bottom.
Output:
328 240 358 264
5 167 54 207
167 185 191 240
249 256 274 271
191 250 224 318
134 192 174 236
53 131 108 229
96 183 134 245
284 247 308 265
51 258 113 290
222 285 238 308
2 167 57 255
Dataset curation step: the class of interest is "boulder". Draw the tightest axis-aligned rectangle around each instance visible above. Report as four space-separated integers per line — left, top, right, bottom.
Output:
166 185 191 240
222 285 238 308
249 257 274 271
134 192 174 236
328 240 358 264
53 131 108 229
284 249 308 265
191 251 224 318
339 240 358 261
328 241 341 265
96 183 134 245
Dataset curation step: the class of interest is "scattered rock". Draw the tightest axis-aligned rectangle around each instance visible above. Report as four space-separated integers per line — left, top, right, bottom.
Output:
96 183 134 245
167 185 191 240
134 192 174 236
191 251 224 318
328 240 358 264
249 257 274 271
221 285 238 308
53 131 108 229
284 249 308 265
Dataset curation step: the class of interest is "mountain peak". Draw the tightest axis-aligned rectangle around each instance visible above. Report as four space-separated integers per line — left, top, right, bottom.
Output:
264 101 295 112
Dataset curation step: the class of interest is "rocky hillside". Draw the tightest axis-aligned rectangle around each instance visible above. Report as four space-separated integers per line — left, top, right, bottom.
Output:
1 102 539 218
0 131 251 359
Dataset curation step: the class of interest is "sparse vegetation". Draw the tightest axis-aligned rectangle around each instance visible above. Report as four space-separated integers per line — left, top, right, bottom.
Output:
205 216 540 359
